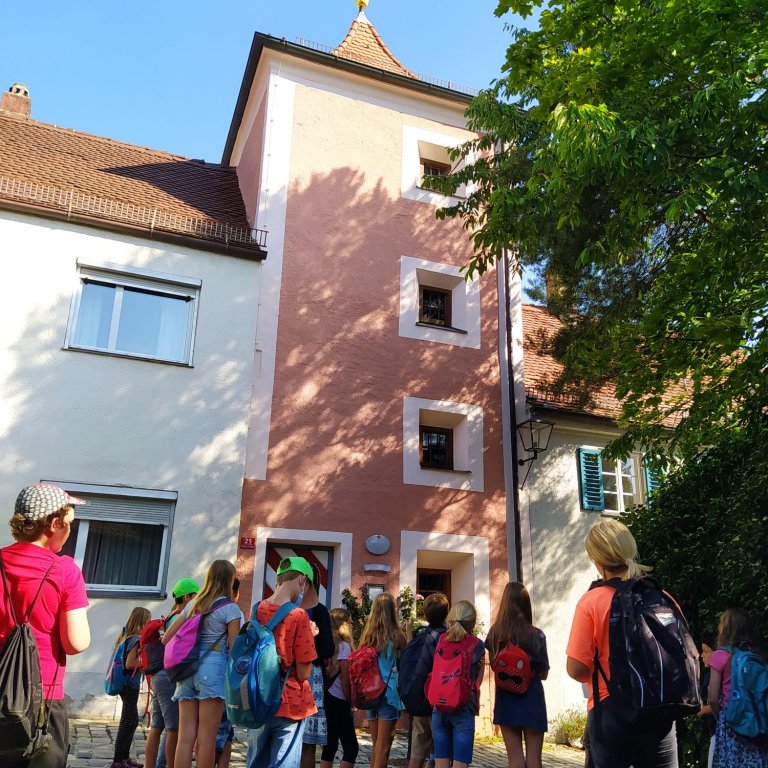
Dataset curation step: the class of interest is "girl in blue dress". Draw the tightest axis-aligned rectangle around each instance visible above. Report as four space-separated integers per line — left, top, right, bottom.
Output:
485 582 549 768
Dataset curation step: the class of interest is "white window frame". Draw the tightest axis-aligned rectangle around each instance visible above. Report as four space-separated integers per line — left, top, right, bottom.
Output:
399 256 481 349
47 481 176 596
601 453 644 515
401 125 472 206
403 396 484 492
64 259 201 365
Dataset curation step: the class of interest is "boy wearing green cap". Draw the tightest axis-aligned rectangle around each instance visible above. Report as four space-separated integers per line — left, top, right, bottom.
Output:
246 557 318 768
144 578 199 768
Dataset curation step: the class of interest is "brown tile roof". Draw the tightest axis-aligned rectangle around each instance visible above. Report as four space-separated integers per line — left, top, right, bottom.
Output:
522 303 683 424
332 11 415 78
0 113 264 254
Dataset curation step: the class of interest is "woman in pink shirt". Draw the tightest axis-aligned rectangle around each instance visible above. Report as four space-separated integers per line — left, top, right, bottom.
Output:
708 608 768 767
0 484 91 768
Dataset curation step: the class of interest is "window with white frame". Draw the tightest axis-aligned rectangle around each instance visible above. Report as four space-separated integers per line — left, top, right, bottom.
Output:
399 256 481 349
54 482 175 596
404 396 484 492
577 449 659 513
65 260 200 365
401 125 470 205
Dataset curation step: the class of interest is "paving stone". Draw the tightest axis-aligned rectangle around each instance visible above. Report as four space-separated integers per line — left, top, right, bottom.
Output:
67 717 584 767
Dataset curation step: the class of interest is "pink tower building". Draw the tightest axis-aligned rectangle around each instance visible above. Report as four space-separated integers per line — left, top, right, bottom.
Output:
225 7 516 632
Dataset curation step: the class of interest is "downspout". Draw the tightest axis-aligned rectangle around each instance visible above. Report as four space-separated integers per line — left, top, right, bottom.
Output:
498 249 523 582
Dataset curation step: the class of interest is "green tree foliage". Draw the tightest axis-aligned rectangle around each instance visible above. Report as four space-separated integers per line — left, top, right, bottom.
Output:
430 0 768 461
624 416 768 765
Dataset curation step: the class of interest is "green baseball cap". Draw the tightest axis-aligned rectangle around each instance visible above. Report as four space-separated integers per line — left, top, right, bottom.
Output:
172 577 200 598
276 556 313 581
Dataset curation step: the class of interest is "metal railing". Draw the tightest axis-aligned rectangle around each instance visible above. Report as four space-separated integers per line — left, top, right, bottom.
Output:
0 175 267 250
294 36 479 97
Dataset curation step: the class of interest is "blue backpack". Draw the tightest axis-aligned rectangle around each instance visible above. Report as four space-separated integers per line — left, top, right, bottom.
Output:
225 601 296 728
104 636 140 696
725 644 768 740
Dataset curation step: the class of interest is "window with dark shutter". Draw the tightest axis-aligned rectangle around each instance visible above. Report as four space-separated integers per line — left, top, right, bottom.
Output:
578 448 604 511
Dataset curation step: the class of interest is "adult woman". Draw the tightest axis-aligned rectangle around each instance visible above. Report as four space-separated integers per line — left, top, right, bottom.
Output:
162 560 243 768
566 518 679 768
486 582 548 768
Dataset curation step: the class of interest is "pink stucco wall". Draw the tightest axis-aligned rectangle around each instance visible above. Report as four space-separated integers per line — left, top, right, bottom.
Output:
237 79 509 610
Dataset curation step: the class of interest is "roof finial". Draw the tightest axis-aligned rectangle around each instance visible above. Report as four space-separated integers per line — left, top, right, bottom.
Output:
356 0 369 9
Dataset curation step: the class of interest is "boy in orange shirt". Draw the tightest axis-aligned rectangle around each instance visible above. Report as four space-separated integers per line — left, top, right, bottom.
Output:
246 556 318 768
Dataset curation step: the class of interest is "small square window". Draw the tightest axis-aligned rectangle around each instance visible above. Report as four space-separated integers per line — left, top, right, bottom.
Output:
66 263 199 365
419 286 452 327
420 425 454 470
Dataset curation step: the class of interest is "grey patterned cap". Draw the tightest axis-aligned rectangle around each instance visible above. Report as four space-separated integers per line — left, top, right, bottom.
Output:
14 484 85 522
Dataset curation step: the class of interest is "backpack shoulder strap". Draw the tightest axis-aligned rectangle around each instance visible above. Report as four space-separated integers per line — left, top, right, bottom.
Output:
266 601 296 632
0 550 56 627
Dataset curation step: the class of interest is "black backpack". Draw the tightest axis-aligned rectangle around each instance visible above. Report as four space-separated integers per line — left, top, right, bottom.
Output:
398 625 446 716
590 576 701 723
0 553 58 763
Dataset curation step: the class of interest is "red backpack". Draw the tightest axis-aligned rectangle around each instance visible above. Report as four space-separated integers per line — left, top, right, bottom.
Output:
491 641 532 694
349 644 392 709
425 634 477 713
138 618 166 676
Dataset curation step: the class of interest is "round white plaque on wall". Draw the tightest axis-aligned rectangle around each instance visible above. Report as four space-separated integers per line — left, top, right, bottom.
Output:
365 534 391 555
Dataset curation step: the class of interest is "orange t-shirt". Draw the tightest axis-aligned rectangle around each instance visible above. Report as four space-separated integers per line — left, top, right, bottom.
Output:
566 583 684 710
255 601 317 720
566 587 613 710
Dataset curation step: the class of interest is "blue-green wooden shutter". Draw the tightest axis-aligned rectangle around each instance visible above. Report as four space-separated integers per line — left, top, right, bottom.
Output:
578 448 604 511
644 456 663 503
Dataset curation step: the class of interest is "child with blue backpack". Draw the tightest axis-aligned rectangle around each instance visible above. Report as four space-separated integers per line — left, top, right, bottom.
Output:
246 556 318 768
161 560 243 768
708 608 768 767
109 607 151 768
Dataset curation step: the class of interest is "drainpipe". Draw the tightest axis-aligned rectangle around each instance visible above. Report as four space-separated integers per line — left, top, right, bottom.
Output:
498 249 523 582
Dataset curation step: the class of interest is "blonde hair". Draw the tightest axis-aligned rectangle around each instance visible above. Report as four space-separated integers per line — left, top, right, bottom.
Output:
188 560 235 616
359 593 400 651
445 600 476 642
116 606 151 648
585 518 651 580
325 608 354 680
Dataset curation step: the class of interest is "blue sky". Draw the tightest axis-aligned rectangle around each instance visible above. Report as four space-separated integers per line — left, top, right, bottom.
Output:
1 0 526 163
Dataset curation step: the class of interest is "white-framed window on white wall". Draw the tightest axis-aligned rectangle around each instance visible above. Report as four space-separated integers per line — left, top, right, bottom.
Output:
577 448 660 514
53 481 176 597
65 259 201 365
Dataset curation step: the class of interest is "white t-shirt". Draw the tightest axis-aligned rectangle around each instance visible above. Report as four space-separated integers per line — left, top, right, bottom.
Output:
180 596 244 647
328 641 351 701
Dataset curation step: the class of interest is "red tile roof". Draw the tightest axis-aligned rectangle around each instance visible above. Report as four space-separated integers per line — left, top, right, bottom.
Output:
332 11 415 78
522 303 683 424
0 112 263 254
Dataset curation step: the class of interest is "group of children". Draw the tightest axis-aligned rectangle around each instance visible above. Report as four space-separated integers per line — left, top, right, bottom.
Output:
105 521 766 768
106 556 552 768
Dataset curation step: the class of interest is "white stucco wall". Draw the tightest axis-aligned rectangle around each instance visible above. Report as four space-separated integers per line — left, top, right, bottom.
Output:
520 417 623 718
0 212 260 713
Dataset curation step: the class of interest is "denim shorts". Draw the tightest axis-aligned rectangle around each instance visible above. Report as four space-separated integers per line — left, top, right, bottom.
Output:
216 716 234 752
151 669 179 730
365 702 400 721
173 646 228 701
432 708 476 764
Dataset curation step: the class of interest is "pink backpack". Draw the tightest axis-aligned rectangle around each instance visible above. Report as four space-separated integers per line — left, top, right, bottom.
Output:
164 598 233 683
425 634 477 713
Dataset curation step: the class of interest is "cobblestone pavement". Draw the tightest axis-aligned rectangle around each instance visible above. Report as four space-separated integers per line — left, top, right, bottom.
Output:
67 718 585 767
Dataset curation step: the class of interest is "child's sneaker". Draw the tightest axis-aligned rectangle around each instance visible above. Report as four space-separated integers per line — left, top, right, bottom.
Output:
125 760 144 768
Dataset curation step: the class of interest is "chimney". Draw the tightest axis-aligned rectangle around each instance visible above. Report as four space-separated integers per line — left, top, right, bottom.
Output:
0 83 31 118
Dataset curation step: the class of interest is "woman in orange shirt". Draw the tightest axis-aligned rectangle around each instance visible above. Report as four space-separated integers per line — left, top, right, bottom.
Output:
566 519 679 768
